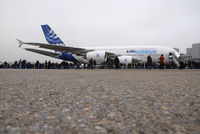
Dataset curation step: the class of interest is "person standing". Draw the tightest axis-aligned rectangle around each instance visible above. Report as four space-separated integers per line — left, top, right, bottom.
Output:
179 54 184 69
35 60 40 69
18 59 22 69
93 60 96 69
187 60 192 69
4 61 8 69
114 56 120 69
45 60 48 69
159 54 165 69
48 60 51 69
147 55 152 69
89 59 94 69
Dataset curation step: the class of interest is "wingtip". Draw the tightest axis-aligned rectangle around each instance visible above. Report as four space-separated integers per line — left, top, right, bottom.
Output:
17 39 24 48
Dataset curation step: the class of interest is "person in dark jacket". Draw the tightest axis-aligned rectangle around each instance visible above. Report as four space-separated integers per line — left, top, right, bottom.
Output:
147 55 152 69
114 56 120 69
89 59 94 69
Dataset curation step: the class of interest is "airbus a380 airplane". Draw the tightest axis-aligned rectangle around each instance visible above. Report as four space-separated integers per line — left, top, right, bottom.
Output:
17 25 180 66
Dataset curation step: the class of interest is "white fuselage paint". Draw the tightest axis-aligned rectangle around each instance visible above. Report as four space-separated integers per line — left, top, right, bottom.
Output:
79 45 180 64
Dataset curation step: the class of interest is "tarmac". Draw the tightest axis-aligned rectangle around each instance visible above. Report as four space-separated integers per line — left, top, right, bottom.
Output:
0 69 200 134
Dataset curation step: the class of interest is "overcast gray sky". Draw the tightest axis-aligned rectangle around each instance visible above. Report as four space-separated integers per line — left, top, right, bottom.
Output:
0 0 200 62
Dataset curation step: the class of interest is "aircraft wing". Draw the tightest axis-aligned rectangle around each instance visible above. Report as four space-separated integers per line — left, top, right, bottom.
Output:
24 48 61 59
18 39 93 56
18 39 144 64
132 56 144 63
106 52 119 59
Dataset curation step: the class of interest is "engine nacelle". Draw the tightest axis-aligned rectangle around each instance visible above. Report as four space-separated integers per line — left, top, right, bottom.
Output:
86 51 107 64
118 56 133 64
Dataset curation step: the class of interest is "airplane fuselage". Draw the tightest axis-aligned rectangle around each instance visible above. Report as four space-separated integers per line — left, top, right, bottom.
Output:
63 45 180 64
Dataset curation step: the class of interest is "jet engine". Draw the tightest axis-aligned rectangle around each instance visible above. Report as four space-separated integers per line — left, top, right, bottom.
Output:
86 51 107 64
118 56 133 64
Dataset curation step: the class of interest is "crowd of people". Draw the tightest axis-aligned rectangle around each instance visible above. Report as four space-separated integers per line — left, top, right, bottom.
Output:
145 55 200 69
0 59 75 69
0 57 200 69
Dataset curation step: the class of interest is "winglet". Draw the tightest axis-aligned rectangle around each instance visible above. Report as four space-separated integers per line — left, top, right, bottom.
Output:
17 39 24 48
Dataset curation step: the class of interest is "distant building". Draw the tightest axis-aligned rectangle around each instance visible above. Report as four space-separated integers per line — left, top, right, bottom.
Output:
186 43 200 60
186 48 192 56
186 48 192 60
192 43 200 59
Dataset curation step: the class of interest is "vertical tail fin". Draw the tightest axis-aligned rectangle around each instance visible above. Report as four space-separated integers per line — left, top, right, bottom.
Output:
41 24 65 45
